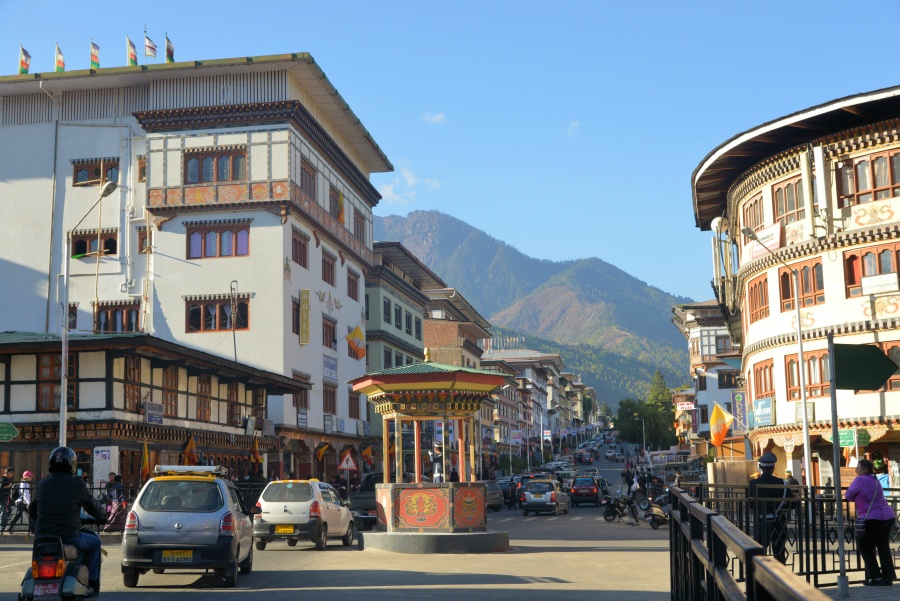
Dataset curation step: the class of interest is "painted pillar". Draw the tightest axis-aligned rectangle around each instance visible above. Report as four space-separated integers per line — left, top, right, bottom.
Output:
382 416 391 483
395 415 403 483
414 420 422 483
469 416 476 482
457 419 465 482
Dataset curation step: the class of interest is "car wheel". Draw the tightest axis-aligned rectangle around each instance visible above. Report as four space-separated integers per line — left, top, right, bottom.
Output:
255 539 267 551
152 568 165 574
522 510 528 517
553 504 559 516
287 539 298 547
239 542 253 574
223 556 238 588
342 521 355 547
123 570 139 588
314 524 328 550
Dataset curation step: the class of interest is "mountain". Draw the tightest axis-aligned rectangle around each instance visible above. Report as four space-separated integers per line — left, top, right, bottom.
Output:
374 210 692 403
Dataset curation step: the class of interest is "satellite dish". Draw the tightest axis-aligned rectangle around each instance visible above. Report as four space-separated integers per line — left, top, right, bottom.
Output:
710 216 723 234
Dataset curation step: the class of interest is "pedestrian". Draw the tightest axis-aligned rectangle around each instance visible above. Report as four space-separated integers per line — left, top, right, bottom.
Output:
449 467 460 482
749 452 793 564
5 471 34 533
846 459 896 586
784 469 799 486
0 467 14 532
673 469 684 489
103 475 127 532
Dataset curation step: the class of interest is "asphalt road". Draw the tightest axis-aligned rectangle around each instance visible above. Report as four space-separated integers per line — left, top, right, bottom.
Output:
0 453 670 600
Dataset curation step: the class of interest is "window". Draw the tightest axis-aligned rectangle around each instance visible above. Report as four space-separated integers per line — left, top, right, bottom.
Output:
747 274 769 324
415 317 422 341
844 242 900 297
137 157 147 183
184 149 246 184
186 299 249 332
186 224 249 259
715 335 733 354
742 194 764 243
226 383 242 426
347 271 359 302
38 353 76 411
383 298 391 324
383 347 392 369
785 350 830 399
322 317 337 351
717 371 740 390
394 305 402 330
293 387 309 410
837 149 900 208
73 160 119 187
405 311 412 335
329 185 341 221
95 303 140 332
395 351 403 367
354 210 365 244
196 374 211 421
773 176 805 226
137 228 152 254
753 360 774 399
252 389 266 422
71 230 118 258
322 253 336 286
698 405 709 425
291 228 308 268
365 295 369 320
292 299 300 335
780 259 825 310
300 159 317 202
695 375 706 392
349 391 360 420
124 356 142 411
162 366 178 417
323 384 336 415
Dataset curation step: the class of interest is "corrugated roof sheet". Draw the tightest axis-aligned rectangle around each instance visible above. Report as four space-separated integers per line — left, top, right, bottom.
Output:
365 361 499 377
0 331 148 345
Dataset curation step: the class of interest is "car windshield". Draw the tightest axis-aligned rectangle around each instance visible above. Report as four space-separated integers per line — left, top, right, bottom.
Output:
525 482 553 493
139 480 222 512
260 482 314 503
573 478 594 486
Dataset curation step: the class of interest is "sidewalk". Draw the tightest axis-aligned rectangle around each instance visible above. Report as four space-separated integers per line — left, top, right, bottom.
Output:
820 584 897 600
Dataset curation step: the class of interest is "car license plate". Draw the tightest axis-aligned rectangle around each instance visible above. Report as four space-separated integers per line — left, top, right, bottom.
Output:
161 550 194 563
275 524 294 534
533 493 544 498
34 582 60 596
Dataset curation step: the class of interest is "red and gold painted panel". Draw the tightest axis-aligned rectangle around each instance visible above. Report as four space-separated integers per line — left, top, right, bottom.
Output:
376 483 487 533
166 188 182 205
251 183 270 200
149 189 165 206
185 186 215 204
219 184 249 203
453 485 487 530
395 487 450 530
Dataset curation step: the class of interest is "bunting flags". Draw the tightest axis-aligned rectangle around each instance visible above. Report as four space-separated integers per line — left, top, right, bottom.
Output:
181 435 198 465
54 44 64 72
709 403 735 447
165 35 174 63
18 46 30 75
345 324 366 360
90 40 100 70
144 30 156 58
140 440 150 481
126 36 137 66
250 436 262 463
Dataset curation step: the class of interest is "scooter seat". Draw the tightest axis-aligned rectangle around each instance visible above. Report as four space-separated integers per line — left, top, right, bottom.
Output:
62 545 79 561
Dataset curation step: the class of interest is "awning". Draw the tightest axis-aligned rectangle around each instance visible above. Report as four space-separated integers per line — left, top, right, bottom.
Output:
722 358 743 371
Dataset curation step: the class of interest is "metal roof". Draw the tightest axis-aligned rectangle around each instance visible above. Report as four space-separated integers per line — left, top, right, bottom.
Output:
361 361 497 378
0 53 392 174
692 83 900 231
372 242 447 290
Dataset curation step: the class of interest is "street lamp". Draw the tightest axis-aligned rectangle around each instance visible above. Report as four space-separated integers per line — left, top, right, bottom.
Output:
741 227 813 497
59 180 118 447
634 416 646 463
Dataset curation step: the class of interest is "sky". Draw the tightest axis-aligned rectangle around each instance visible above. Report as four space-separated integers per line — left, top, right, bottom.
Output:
4 1 900 302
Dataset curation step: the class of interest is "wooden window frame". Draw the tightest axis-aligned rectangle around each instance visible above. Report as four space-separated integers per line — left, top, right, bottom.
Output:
137 228 152 254
785 349 830 399
252 389 266 422
94 302 140 333
291 228 308 268
349 391 360 420
772 176 805 226
347 270 359 302
38 353 76 411
322 317 337 351
292 299 300 335
383 298 391 324
322 252 336 286
747 274 769 324
415 317 422 341
73 160 119 187
124 356 142 411
753 359 774 399
394 304 402 330
323 384 337 416
353 210 365 244
137 157 147 183
186 224 249 259
162 366 178 417
837 148 900 208
383 347 392 369
742 194 764 244
183 149 247 185
196 374 211 421
300 159 317 202
227 383 242 427
71 231 118 258
293 386 309 410
185 299 250 333
779 258 825 311
405 311 412 336
843 242 900 298
329 185 341 220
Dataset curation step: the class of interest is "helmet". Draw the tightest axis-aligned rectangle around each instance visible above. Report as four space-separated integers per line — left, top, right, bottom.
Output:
758 452 777 468
22 471 33 478
48 447 77 475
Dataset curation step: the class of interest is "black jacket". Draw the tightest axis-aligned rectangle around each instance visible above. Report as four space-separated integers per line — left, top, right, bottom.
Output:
29 473 105 540
749 472 793 517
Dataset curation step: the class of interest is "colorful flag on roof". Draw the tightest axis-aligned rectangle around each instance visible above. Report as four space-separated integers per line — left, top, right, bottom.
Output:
144 32 156 58
18 46 30 74
54 44 64 72
90 40 100 70
709 403 735 447
140 440 151 481
126 36 137 66
165 35 174 63
181 435 198 465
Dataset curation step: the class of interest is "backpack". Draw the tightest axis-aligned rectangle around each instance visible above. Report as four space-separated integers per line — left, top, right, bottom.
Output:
10 484 19 502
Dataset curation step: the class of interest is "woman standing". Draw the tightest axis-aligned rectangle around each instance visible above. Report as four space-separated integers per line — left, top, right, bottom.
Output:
845 459 897 586
5 471 34 533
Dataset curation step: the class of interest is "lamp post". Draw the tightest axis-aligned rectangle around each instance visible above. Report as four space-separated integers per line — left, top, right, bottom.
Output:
59 180 117 447
741 227 814 498
634 416 646 464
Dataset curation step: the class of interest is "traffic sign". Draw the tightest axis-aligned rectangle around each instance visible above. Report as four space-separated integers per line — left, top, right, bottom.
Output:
338 453 358 471
0 422 19 442
833 344 898 390
838 428 871 448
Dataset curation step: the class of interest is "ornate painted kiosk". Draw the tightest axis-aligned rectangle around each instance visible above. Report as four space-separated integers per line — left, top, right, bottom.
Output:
350 357 510 553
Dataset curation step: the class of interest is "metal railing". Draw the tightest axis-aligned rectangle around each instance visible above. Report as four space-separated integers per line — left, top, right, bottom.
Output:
671 486 831 601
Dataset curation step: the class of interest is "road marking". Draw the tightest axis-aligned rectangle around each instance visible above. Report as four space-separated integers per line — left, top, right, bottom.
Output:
547 517 559 521
500 518 513 521
571 517 583 520
524 517 536 521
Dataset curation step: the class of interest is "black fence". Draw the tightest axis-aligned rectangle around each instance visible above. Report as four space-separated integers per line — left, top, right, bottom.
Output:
670 486 831 601
698 483 900 587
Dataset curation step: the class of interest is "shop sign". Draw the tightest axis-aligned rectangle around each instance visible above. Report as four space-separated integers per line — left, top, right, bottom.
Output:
753 397 774 426
144 402 163 425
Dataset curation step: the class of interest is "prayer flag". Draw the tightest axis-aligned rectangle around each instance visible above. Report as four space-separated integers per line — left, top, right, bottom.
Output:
345 324 366 360
250 436 262 463
709 403 735 447
18 46 30 74
144 35 156 58
361 446 374 467
54 44 64 72
165 35 174 63
315 442 330 461
90 41 100 70
140 441 150 481
126 36 137 66
181 435 198 465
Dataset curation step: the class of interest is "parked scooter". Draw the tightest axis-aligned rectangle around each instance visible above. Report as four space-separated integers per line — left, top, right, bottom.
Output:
19 528 101 600
603 490 639 524
644 489 671 530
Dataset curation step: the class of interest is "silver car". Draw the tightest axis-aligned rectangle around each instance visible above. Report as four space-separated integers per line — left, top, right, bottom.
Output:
253 479 354 550
521 479 570 516
121 465 258 589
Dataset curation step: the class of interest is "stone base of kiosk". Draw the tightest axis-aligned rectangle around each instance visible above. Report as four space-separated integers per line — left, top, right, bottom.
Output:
359 530 509 553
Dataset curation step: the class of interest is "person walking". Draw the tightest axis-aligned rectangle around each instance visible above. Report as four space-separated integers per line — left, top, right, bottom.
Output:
5 471 34 533
0 467 14 532
749 452 793 564
784 469 799 486
846 459 897 586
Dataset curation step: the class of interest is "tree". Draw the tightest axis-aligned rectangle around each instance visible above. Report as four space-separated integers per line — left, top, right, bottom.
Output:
647 370 670 407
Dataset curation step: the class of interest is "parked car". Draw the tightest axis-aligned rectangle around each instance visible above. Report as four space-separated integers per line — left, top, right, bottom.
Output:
614 453 625 462
515 472 551 507
583 467 601 478
483 480 504 512
605 450 615 459
121 465 258 589
570 477 601 506
254 479 354 551
522 479 570 516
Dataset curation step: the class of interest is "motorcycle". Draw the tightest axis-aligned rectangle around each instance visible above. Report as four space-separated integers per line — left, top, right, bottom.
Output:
602 490 639 524
644 490 671 530
19 528 101 600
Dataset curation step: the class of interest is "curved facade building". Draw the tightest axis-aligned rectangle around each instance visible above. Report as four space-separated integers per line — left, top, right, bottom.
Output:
693 85 900 488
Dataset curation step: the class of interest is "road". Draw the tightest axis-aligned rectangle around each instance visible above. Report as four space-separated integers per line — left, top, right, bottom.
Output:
0 451 670 600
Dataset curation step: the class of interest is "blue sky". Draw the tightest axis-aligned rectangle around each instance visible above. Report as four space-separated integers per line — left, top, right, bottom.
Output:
4 1 900 301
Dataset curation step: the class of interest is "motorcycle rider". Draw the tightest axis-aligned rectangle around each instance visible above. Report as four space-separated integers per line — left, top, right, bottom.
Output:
28 447 106 597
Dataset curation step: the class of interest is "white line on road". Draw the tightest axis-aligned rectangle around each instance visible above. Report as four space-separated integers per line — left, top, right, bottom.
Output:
571 517 583 520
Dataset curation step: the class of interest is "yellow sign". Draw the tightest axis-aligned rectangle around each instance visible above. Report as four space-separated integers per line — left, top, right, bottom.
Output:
300 289 310 345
